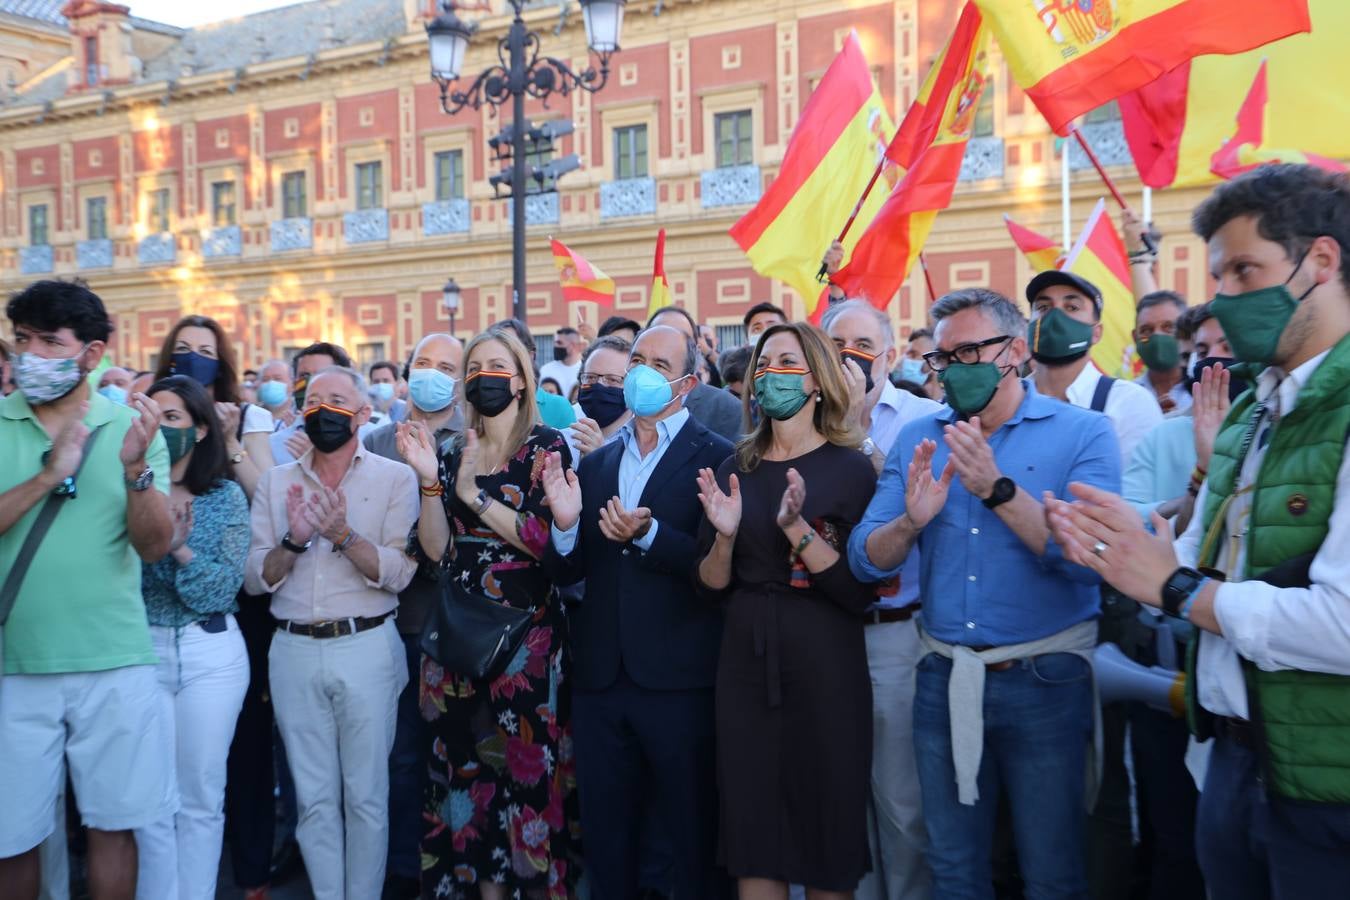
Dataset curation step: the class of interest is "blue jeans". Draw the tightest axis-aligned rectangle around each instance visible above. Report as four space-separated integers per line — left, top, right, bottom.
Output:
913 652 1093 900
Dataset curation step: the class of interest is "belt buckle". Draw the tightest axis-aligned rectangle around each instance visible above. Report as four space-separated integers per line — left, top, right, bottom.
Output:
315 620 342 639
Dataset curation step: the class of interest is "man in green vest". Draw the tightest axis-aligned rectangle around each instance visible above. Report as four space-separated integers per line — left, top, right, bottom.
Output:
1044 163 1350 899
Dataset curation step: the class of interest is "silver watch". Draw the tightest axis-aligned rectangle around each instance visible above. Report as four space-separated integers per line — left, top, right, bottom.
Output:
125 466 154 492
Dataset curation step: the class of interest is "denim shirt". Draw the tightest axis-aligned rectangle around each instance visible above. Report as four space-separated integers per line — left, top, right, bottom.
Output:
142 479 250 628
848 381 1121 647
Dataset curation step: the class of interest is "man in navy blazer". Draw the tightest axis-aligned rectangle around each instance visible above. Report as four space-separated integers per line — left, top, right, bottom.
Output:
543 325 733 900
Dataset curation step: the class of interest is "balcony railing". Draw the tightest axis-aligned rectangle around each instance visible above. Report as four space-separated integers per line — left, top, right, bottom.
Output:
958 136 1005 182
343 208 390 245
270 217 313 252
423 199 471 236
202 225 242 259
1069 119 1133 170
508 193 560 227
600 177 657 219
138 233 175 267
77 238 113 269
701 164 761 208
20 244 53 275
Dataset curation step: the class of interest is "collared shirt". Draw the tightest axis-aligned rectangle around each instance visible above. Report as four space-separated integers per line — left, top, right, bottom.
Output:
1175 349 1350 719
246 442 419 622
552 408 690 556
0 390 170 674
1134 371 1193 417
868 381 942 609
1065 363 1163 469
849 380 1121 647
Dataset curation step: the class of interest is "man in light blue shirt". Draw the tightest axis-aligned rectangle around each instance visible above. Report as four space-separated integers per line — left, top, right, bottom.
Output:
848 288 1119 899
824 299 939 900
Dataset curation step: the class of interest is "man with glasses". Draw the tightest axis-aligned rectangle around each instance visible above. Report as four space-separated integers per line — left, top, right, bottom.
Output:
848 288 1119 898
0 280 174 900
565 335 635 462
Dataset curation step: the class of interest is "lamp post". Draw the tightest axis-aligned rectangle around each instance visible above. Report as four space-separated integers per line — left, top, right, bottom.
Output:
442 276 462 334
426 0 627 324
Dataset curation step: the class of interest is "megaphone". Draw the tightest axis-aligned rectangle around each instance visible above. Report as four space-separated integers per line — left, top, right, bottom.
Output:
1092 642 1187 718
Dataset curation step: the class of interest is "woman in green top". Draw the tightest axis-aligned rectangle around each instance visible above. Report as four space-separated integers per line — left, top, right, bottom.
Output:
134 375 251 900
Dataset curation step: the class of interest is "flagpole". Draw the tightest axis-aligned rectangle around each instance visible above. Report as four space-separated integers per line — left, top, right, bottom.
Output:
817 157 888 282
1061 139 1072 247
1142 186 1153 224
919 253 938 304
1070 126 1157 253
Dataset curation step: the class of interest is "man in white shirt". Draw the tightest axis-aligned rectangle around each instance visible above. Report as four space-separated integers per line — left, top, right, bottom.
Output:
1046 163 1350 899
539 326 583 399
823 300 940 900
1027 270 1163 468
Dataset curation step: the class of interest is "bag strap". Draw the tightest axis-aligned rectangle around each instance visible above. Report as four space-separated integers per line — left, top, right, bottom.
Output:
0 423 107 626
1090 375 1116 413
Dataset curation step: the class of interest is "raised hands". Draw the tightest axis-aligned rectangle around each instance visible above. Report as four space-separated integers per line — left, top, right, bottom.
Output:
776 467 806 530
214 402 241 443
1192 362 1232 472
395 420 440 485
1044 482 1178 606
822 239 845 276
284 483 315 544
568 417 605 458
121 393 162 469
284 430 313 461
169 501 195 552
697 467 742 539
303 486 349 545
454 428 482 504
943 416 1001 500
599 497 652 544
541 450 582 532
904 439 955 530
842 358 867 431
43 403 90 486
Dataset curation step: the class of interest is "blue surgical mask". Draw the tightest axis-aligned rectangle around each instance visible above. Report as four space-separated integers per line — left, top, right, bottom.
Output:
371 382 395 403
98 384 129 405
170 351 220 387
408 368 457 413
623 365 686 417
899 357 927 384
257 380 289 408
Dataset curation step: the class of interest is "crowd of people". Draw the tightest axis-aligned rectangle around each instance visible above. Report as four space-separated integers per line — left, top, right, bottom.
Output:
1 162 1348 900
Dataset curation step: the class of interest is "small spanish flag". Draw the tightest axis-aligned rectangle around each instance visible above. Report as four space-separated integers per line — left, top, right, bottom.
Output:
1003 214 1064 273
1209 59 1347 180
552 238 615 306
648 228 672 316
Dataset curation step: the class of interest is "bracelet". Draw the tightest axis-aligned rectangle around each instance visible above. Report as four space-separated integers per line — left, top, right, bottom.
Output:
337 529 358 553
419 481 444 497
1129 258 1155 267
788 529 815 562
1128 248 1157 260
1180 577 1210 621
1191 464 1208 480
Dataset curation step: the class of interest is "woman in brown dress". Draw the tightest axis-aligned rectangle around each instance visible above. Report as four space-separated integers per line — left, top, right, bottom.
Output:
696 322 878 898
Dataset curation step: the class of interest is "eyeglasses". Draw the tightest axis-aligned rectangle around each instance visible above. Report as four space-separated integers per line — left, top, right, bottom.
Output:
577 373 625 389
922 335 1013 373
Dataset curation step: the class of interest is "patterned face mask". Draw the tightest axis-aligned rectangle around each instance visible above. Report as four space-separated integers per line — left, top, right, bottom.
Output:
16 347 88 405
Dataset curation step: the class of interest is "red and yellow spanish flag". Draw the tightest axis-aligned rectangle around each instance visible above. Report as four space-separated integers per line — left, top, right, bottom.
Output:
1004 215 1064 273
1121 0 1350 188
730 31 895 319
1210 59 1347 179
831 2 990 309
973 0 1310 136
552 239 615 306
1061 199 1140 377
648 228 672 317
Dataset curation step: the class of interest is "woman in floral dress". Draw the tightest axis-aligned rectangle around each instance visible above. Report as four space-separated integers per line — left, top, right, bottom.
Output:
399 328 577 900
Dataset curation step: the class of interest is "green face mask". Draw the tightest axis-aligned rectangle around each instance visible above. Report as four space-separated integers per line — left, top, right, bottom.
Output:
1136 332 1180 371
753 367 811 421
939 362 1005 416
160 424 198 465
1027 307 1095 366
292 376 308 411
1211 255 1316 365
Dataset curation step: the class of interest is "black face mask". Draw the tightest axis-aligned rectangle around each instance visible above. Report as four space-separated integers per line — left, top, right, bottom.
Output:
840 349 877 394
1192 357 1250 403
464 372 516 418
578 383 628 427
303 404 356 453
552 345 569 363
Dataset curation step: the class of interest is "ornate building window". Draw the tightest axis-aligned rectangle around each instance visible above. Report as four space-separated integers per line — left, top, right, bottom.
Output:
282 171 307 219
613 125 648 179
714 110 753 168
434 150 464 202
356 161 383 210
86 197 107 241
212 181 237 228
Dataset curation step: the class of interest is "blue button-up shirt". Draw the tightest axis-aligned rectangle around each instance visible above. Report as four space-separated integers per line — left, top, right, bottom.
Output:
848 381 1121 647
870 381 942 608
552 408 690 555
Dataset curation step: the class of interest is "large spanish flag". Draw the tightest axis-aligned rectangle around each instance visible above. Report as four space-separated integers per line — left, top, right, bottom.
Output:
1004 215 1064 273
1121 0 1350 188
832 2 990 309
730 32 895 318
1210 59 1348 180
1061 199 1139 377
973 0 1310 136
552 239 615 306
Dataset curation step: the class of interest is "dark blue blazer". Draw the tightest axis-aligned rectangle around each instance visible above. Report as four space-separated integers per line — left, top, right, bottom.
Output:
544 415 733 692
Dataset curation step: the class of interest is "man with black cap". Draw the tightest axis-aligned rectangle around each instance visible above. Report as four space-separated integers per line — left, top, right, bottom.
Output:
1026 270 1162 467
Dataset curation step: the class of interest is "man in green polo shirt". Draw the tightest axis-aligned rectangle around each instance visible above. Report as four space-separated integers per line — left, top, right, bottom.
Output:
0 280 175 900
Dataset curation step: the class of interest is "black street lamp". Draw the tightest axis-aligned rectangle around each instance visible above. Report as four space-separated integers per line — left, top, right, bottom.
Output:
442 276 462 333
426 0 627 324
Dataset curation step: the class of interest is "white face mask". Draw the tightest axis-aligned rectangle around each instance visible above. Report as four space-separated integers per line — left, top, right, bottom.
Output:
16 347 87 405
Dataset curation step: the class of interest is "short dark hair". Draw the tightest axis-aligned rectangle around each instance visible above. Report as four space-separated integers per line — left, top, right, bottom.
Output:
369 360 400 382
743 302 787 329
598 316 642 338
155 315 241 404
148 375 232 496
1136 290 1186 321
7 280 114 344
1192 163 1350 288
908 327 934 343
292 342 352 376
581 335 631 369
718 344 752 385
645 304 698 339
242 369 258 379
555 327 579 338
1183 301 1216 337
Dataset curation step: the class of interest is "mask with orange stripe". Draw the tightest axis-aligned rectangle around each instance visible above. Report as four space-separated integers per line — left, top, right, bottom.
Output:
753 366 812 421
303 403 356 453
464 370 517 418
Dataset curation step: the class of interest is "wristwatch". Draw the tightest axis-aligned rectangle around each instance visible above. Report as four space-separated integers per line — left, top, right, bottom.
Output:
981 476 1016 510
472 489 494 516
281 531 313 554
229 449 245 465
125 466 154 492
1161 566 1207 618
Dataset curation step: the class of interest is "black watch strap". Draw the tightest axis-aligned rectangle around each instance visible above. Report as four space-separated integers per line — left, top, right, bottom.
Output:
982 476 1016 510
281 531 311 554
1161 566 1205 617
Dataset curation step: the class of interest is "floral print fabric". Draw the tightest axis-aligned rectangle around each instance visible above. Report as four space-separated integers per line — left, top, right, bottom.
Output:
420 425 580 899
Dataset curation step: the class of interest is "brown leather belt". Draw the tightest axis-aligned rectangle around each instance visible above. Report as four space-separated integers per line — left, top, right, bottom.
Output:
276 611 393 639
969 645 1018 672
865 603 920 626
1214 715 1258 750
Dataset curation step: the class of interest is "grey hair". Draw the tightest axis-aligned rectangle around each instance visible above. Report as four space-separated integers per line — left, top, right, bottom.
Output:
930 288 1027 337
581 335 631 370
820 299 895 350
310 365 367 402
634 325 700 378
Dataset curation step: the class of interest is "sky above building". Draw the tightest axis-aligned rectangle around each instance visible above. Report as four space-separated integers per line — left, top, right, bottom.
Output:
129 0 305 28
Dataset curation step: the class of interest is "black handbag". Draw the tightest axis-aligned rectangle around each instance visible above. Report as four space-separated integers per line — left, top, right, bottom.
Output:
420 568 534 681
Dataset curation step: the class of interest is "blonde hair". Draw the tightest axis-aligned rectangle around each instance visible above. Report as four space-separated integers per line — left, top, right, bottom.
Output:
461 329 539 456
736 321 863 471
